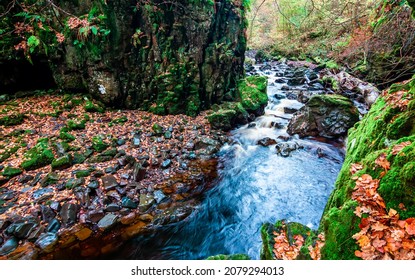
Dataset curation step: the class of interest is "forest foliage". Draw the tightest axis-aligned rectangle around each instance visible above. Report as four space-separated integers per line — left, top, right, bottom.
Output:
247 0 415 87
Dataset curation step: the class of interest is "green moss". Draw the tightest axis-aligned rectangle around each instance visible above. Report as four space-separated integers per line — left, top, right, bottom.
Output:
238 75 268 112
386 111 415 139
92 135 109 152
206 254 250 260
74 170 91 178
59 130 76 142
308 94 355 109
0 146 19 163
66 120 86 131
51 154 72 170
320 200 360 260
152 123 163 135
21 138 55 171
2 166 23 178
84 100 105 113
0 114 25 126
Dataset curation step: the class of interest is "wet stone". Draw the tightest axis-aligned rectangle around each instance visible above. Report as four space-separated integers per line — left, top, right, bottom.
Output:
122 197 137 209
133 163 146 182
257 137 277 147
14 222 38 239
164 131 172 139
65 178 85 189
88 210 105 223
117 138 126 146
107 190 121 202
0 191 15 201
32 188 53 201
50 201 61 211
105 203 121 212
154 190 167 203
97 214 118 230
139 194 155 212
41 205 56 223
87 180 99 189
0 237 18 256
34 233 58 253
60 203 78 226
47 218 61 233
161 159 172 169
102 175 119 191
105 167 117 174
18 174 34 184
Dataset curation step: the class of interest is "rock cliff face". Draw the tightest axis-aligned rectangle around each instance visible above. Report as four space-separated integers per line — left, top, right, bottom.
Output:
50 0 247 115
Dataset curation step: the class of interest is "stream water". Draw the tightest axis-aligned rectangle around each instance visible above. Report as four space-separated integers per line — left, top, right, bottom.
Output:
115 62 345 260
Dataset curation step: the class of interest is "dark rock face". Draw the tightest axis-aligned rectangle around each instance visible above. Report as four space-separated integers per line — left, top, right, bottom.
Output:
50 0 247 115
287 94 360 138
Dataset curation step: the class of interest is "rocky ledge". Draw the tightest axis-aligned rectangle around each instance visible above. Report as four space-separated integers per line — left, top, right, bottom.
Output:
0 93 225 259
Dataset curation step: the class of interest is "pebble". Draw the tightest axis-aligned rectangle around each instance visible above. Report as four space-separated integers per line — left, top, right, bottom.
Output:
34 233 58 253
0 237 18 256
161 159 172 169
97 214 118 230
122 197 137 209
105 203 121 212
102 175 119 191
47 218 61 233
60 203 78 226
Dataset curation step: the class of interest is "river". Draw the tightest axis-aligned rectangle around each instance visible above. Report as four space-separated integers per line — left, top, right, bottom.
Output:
113 61 345 260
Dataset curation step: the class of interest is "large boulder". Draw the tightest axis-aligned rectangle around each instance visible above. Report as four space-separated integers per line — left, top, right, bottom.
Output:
52 0 247 115
0 1 247 115
287 94 360 138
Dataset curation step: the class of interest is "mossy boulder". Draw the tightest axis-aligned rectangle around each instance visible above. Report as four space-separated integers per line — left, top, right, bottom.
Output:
92 136 109 152
21 138 54 171
287 94 360 138
207 102 249 131
320 77 415 259
2 166 23 178
239 75 268 114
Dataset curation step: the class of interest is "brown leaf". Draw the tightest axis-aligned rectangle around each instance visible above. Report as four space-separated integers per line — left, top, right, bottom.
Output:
375 153 390 171
392 141 411 155
404 218 415 235
350 163 363 175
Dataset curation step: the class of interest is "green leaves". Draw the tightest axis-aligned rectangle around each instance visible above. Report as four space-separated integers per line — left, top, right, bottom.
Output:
27 35 40 53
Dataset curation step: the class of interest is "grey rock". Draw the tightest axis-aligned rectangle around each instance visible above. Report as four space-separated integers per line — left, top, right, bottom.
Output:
139 194 155 212
0 237 18 256
97 214 118 230
59 203 78 226
102 175 119 191
34 233 58 253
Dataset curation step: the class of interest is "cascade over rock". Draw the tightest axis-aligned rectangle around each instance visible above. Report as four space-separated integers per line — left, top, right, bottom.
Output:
49 0 247 114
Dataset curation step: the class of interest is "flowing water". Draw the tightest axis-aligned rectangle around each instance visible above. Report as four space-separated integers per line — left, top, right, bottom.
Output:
115 62 345 260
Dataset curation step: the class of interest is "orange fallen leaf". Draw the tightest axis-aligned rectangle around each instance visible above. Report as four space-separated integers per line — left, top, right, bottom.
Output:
375 153 390 170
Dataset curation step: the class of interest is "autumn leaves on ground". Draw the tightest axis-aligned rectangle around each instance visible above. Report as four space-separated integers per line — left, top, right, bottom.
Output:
0 92 224 258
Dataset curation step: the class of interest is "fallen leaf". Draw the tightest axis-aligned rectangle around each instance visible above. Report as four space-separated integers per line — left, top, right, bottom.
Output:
392 141 411 155
375 153 390 170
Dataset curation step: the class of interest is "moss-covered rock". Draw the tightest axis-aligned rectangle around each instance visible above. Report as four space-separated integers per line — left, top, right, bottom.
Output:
2 166 23 178
320 77 415 259
0 113 25 126
92 136 109 152
21 138 54 171
239 75 268 113
287 94 360 138
51 155 72 171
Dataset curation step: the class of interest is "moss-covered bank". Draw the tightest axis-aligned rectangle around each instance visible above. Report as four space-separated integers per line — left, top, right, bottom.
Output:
320 76 415 259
